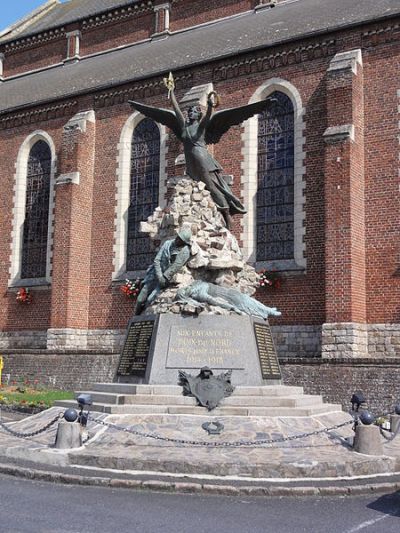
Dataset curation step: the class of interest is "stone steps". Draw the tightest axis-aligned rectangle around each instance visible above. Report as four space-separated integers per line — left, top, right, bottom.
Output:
90 383 304 396
72 391 322 408
54 382 342 417
55 399 342 417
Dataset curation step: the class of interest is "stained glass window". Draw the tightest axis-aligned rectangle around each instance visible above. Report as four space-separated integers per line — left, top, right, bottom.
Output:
21 140 51 279
257 91 294 262
126 118 160 271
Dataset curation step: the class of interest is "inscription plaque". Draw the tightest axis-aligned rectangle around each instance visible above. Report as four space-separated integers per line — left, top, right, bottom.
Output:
117 319 155 377
166 324 245 369
253 322 281 380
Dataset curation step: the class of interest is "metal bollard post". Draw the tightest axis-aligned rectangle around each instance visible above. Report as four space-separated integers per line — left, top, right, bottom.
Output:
390 414 400 434
54 409 82 449
353 424 384 455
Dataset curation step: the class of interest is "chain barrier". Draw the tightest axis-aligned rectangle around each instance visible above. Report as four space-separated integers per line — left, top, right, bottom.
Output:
0 408 63 439
0 402 398 447
88 413 354 448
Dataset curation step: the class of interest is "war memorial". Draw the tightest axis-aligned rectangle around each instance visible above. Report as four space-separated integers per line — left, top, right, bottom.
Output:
1 0 400 491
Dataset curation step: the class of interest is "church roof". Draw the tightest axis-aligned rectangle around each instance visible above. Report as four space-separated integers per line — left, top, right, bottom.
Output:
1 0 399 115
0 1 139 42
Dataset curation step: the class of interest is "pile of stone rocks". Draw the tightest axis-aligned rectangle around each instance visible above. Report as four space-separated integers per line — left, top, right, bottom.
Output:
140 177 259 316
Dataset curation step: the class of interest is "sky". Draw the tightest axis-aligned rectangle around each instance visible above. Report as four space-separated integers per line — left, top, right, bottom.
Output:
0 1 67 33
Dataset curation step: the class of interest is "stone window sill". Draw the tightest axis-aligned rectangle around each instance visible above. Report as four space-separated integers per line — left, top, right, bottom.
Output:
8 278 51 290
254 259 305 277
112 270 146 284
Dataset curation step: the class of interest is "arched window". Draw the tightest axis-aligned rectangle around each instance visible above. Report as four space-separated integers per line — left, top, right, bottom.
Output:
256 91 294 262
126 118 160 271
21 140 52 279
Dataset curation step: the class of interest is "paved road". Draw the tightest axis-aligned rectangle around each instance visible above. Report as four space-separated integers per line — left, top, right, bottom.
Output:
0 474 399 533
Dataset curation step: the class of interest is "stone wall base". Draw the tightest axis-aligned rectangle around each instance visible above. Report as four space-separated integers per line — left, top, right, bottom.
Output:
46 328 125 351
2 352 399 413
322 322 368 358
322 322 400 358
368 324 400 357
1 323 399 357
0 331 47 349
2 352 119 390
271 325 321 358
281 357 400 414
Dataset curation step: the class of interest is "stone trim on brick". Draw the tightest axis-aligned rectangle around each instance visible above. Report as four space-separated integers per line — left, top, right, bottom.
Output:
327 49 362 75
113 112 168 280
55 172 80 186
0 101 78 131
212 40 336 82
241 78 306 271
46 328 124 351
322 323 368 358
9 130 56 287
323 124 355 144
64 30 81 63
63 110 95 133
368 324 400 357
153 2 171 37
81 2 154 31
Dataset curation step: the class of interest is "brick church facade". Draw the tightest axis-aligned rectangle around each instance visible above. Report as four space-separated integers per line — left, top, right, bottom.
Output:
0 0 400 404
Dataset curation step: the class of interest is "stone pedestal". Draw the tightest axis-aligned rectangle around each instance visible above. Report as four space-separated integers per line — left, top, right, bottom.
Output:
116 314 281 386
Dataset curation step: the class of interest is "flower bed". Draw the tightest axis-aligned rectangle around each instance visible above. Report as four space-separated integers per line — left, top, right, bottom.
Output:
0 382 73 412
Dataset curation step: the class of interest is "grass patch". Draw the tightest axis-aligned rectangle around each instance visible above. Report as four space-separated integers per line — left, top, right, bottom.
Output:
0 386 74 409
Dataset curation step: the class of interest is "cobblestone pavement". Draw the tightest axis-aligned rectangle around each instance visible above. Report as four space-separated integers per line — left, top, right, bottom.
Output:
0 407 400 495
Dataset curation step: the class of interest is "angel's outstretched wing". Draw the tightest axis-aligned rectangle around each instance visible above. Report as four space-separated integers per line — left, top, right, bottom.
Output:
205 97 276 145
128 100 182 140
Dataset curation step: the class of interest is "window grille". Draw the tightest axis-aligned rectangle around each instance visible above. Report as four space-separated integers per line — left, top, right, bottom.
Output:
256 91 294 261
126 118 160 271
21 140 51 279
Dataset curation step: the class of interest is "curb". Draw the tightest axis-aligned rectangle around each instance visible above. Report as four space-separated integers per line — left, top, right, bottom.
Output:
1 462 400 497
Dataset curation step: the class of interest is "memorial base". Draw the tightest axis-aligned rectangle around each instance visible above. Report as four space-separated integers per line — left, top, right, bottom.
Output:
116 314 281 386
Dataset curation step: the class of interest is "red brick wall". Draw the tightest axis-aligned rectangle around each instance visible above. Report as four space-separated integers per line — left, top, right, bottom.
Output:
50 114 96 329
0 117 65 332
0 16 399 336
80 13 153 56
364 43 400 323
170 0 254 32
3 39 65 77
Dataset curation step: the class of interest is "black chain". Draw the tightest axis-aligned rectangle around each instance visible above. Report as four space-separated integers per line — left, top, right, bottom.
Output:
88 414 354 448
0 411 63 439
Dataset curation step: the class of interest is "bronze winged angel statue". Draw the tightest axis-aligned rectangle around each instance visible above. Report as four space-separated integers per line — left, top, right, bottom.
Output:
129 74 276 228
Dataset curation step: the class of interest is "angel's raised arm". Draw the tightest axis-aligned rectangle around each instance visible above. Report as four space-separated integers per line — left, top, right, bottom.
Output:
128 100 182 139
197 96 213 135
